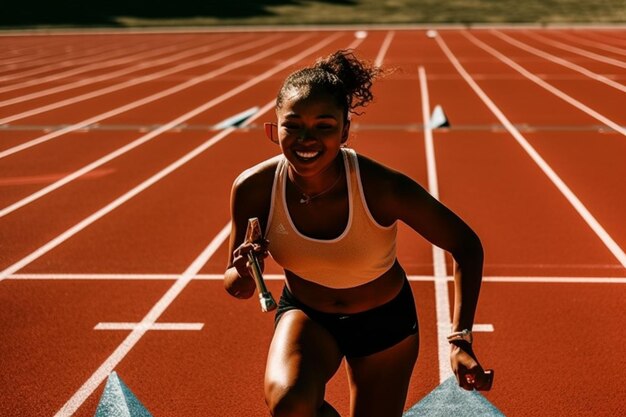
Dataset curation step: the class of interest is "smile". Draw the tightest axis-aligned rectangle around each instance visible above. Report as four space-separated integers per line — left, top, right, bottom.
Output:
295 150 320 160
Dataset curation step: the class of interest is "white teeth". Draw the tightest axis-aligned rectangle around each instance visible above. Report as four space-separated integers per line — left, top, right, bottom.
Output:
296 151 319 159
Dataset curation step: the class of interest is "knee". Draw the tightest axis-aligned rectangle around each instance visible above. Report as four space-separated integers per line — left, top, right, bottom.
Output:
265 380 318 417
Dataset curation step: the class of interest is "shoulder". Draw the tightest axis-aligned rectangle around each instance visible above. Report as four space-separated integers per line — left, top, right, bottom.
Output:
354 151 432 224
355 152 409 194
233 154 282 194
230 154 282 229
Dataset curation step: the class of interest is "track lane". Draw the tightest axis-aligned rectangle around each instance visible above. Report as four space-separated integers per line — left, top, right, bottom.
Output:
440 30 626 258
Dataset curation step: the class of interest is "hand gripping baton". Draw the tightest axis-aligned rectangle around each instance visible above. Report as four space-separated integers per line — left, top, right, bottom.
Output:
245 218 277 312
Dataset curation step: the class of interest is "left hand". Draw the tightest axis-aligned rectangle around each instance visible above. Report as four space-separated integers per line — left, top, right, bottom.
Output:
450 342 491 391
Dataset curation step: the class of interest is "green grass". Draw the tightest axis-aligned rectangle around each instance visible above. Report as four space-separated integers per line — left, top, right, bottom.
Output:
3 0 625 28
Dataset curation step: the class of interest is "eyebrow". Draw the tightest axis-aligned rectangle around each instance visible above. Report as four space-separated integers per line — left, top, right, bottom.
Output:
284 113 338 120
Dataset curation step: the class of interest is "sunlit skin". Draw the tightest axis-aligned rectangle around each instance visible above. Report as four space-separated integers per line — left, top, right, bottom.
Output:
224 89 489 416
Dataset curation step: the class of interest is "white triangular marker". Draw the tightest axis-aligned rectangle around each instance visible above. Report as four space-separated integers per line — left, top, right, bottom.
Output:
403 377 505 416
94 372 153 417
213 106 259 130
429 105 450 129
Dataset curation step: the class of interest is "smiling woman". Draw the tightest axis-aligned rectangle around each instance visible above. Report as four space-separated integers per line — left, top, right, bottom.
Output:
224 49 490 417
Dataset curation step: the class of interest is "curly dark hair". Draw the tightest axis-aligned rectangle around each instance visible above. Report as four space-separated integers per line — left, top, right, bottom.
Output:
276 50 382 121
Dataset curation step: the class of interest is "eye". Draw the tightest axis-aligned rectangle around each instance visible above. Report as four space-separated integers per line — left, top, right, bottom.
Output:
281 123 299 132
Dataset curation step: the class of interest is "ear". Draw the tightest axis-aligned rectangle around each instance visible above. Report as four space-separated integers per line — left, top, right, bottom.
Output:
341 120 351 144
264 122 278 144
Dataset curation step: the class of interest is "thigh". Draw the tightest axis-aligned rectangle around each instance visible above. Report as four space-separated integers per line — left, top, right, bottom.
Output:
346 333 419 417
265 309 344 410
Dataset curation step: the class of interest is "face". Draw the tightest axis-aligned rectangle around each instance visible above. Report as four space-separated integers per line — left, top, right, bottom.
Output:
274 89 350 178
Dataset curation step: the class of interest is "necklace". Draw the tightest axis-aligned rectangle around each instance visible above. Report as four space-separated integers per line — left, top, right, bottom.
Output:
289 167 343 204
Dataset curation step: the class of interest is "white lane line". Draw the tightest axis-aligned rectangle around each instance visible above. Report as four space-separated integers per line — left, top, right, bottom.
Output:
8 273 626 283
461 31 626 137
436 33 626 269
548 30 626 56
419 65 452 383
0 36 234 102
522 30 626 68
0 33 342 279
0 33 333 219
472 324 494 332
491 30 626 93
0 34 278 127
0 39 184 91
94 322 204 331
53 223 231 417
0 127 232 282
375 30 395 67
0 41 145 81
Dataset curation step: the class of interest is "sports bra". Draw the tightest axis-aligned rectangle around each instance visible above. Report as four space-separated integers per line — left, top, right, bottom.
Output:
265 148 397 289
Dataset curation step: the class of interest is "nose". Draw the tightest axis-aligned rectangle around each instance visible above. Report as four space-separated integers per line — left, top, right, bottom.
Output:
297 128 315 142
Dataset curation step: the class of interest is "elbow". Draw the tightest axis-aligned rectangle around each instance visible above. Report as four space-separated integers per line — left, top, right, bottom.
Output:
452 232 484 265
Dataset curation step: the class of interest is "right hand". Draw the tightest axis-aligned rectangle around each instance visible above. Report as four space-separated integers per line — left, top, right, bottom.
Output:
225 239 269 299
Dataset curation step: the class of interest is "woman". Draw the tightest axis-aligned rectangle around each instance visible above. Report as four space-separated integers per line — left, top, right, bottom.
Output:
224 50 489 417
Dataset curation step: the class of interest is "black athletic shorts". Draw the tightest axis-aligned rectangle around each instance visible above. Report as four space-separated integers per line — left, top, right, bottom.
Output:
274 277 418 358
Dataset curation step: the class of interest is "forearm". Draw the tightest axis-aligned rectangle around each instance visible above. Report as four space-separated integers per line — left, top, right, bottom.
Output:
451 239 484 332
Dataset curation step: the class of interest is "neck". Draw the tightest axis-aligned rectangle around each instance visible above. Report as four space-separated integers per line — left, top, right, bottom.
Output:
288 155 344 204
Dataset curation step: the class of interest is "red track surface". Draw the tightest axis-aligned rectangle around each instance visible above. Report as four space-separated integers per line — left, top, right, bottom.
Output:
1 27 625 417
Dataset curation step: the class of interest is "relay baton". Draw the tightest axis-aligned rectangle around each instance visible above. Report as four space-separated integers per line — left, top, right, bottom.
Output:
245 218 277 312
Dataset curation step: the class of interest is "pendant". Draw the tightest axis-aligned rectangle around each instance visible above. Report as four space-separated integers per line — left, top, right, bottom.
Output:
300 194 311 204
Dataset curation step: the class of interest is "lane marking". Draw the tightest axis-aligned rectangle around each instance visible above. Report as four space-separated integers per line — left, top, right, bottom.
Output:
546 30 626 56
0 168 115 186
522 30 626 68
491 30 626 93
375 30 395 67
0 35 239 105
0 33 281 129
462 31 626 137
0 38 204 93
437 33 626 269
94 322 204 331
7 273 626 283
0 33 333 219
53 223 231 417
419 65 453 383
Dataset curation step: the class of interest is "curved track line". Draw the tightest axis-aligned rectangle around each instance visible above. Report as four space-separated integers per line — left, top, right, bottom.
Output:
462 31 626 137
548 30 626 56
491 30 626 93
436 33 626 269
522 30 626 68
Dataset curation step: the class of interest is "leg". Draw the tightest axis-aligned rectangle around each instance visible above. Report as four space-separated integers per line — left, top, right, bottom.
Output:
346 333 419 417
265 310 344 417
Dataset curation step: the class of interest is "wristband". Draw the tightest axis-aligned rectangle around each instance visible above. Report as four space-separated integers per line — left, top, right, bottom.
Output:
447 329 473 344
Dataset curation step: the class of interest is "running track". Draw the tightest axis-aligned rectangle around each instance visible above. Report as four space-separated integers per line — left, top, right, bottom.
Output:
0 27 624 417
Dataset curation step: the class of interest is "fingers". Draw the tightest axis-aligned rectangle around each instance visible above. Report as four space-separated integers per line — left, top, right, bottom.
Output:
456 367 493 391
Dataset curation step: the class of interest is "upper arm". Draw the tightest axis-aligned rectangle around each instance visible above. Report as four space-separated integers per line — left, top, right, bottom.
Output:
359 155 481 258
226 162 276 268
391 172 482 258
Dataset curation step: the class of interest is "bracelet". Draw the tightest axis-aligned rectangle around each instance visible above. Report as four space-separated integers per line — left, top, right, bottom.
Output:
447 329 473 344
